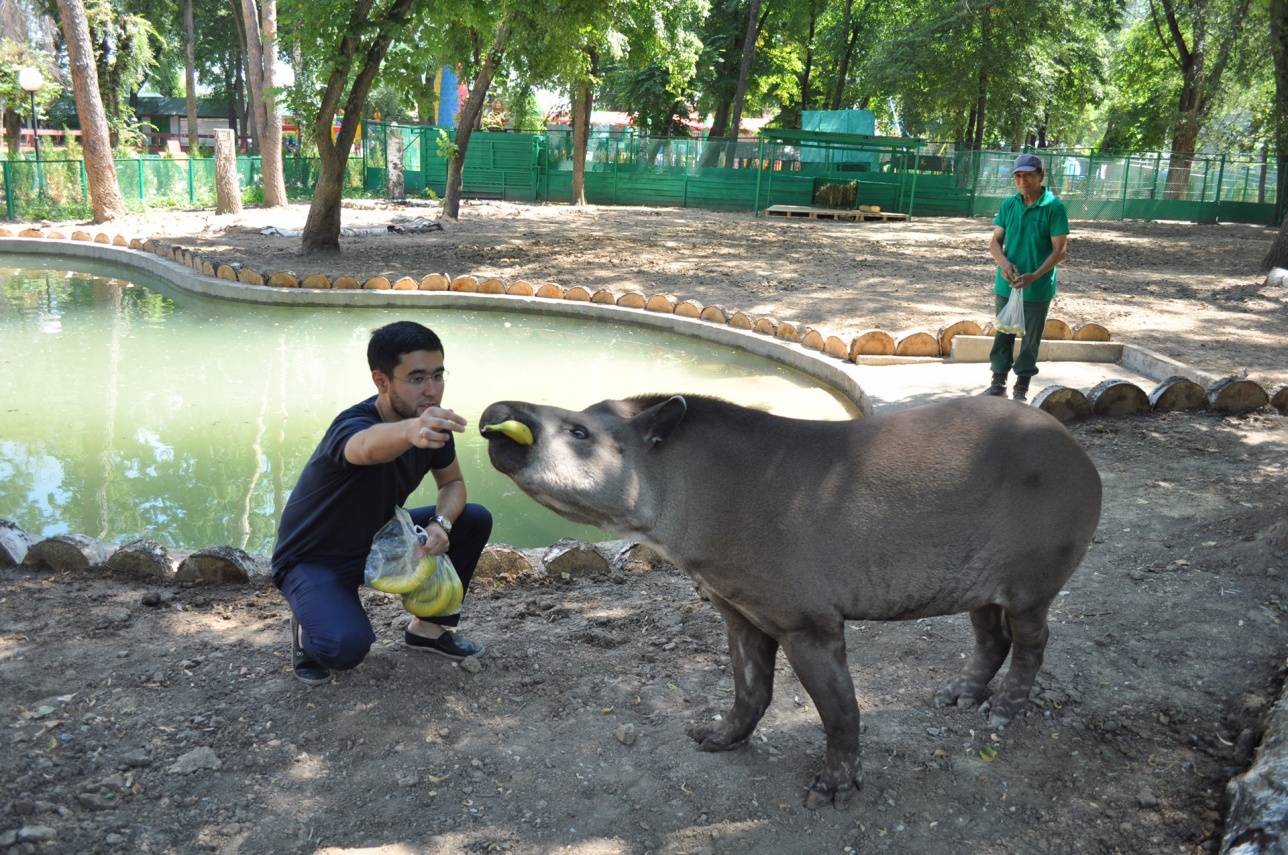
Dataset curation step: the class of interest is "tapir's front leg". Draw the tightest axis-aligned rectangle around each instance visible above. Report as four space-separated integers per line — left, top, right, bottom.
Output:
779 624 862 810
686 595 778 751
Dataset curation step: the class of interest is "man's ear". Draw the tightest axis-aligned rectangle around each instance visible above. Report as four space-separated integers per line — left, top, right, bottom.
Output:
372 370 391 394
632 395 687 448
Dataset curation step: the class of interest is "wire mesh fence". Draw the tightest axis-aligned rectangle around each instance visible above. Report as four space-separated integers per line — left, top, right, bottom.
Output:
3 129 1280 227
1 154 365 221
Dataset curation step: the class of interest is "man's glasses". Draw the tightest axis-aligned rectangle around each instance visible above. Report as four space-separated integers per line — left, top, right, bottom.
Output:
394 369 448 387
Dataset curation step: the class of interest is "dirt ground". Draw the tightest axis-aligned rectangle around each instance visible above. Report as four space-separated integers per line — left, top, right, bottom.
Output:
2 201 1288 854
90 198 1287 387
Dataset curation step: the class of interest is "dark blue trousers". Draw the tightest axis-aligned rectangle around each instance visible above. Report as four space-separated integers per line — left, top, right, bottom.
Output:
280 503 492 671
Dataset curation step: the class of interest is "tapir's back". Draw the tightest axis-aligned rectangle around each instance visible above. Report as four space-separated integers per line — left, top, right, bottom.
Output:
670 395 1102 620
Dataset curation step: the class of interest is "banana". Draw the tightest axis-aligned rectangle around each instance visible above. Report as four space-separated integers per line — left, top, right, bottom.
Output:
371 555 434 594
402 559 462 617
481 419 534 446
403 575 453 617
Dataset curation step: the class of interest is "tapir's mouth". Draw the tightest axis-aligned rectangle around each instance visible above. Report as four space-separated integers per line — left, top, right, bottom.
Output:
479 402 536 475
480 419 533 446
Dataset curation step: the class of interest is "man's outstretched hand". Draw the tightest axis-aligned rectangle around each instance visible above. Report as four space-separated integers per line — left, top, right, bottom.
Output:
409 407 467 449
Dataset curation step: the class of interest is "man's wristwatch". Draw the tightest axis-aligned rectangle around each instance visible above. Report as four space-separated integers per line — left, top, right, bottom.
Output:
430 514 453 537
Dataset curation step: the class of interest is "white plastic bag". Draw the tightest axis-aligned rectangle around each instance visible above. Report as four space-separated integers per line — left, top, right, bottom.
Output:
994 286 1026 335
364 506 429 593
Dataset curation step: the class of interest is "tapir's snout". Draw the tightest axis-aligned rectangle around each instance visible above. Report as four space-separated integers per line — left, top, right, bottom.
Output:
479 401 537 473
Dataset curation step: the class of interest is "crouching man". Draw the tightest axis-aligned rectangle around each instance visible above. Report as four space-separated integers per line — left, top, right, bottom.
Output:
272 321 492 684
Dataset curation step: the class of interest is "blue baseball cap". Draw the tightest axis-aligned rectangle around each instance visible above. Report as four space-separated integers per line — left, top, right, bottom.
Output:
1012 153 1044 174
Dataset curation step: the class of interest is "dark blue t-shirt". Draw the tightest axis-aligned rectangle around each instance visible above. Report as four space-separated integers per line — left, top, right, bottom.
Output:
271 396 455 586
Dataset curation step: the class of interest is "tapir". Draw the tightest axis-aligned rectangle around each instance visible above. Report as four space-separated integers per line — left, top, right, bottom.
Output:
480 394 1102 808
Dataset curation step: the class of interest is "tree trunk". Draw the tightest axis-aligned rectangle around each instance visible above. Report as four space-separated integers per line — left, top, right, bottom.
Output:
971 10 989 152
1261 0 1288 277
300 0 417 252
238 4 265 145
3 107 20 157
801 7 817 111
829 0 858 110
56 0 125 222
233 48 248 149
214 127 242 214
1258 142 1268 205
723 0 764 168
571 79 591 205
1155 0 1252 199
444 20 510 220
1164 60 1203 199
184 0 198 152
258 0 286 203
698 97 731 167
571 49 597 207
231 5 256 153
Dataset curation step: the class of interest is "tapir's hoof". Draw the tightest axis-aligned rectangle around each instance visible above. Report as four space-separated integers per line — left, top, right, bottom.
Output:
685 721 749 752
981 696 1025 729
803 775 860 810
933 681 985 709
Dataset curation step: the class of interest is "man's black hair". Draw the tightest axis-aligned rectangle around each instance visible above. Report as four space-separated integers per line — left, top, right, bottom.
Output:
367 321 443 375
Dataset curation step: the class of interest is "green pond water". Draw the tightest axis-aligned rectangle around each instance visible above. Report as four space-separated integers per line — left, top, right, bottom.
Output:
0 254 857 552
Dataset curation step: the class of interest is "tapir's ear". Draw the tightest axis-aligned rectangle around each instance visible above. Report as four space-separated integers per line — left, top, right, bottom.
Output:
633 395 687 448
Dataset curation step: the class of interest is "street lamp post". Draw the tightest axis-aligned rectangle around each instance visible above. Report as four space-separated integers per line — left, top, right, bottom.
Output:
17 67 44 197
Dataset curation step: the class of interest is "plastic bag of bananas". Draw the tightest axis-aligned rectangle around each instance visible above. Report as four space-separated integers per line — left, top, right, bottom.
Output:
400 554 464 617
364 506 464 616
364 506 427 594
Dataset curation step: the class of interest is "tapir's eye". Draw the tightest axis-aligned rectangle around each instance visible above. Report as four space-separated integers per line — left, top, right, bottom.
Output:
569 425 589 440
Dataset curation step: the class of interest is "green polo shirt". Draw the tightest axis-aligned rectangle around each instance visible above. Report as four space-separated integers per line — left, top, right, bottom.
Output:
993 188 1069 303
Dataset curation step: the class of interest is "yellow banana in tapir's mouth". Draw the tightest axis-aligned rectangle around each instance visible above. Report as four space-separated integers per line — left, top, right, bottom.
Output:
481 419 534 446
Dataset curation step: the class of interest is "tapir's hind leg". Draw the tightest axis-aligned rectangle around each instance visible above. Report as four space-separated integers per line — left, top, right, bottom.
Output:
687 596 779 752
982 603 1051 728
778 625 862 810
933 604 1011 710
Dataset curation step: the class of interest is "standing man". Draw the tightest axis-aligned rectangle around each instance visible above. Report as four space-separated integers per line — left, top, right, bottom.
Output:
272 321 493 685
985 153 1070 402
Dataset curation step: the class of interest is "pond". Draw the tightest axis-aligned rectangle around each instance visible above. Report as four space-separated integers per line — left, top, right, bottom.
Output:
0 254 858 552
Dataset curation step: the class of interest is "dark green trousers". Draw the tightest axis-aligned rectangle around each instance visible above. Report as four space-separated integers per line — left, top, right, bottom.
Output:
990 294 1051 378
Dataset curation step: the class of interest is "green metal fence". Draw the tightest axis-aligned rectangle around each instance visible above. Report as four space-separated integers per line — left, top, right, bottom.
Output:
358 121 1281 227
362 123 545 202
0 154 364 221
2 126 1280 227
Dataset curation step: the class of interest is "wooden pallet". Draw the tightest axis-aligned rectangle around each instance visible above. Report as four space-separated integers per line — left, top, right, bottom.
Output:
765 204 858 221
765 204 909 223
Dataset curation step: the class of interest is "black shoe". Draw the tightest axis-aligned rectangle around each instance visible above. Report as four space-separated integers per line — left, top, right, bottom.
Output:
1012 377 1031 403
984 372 1007 397
291 616 331 686
404 628 484 661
